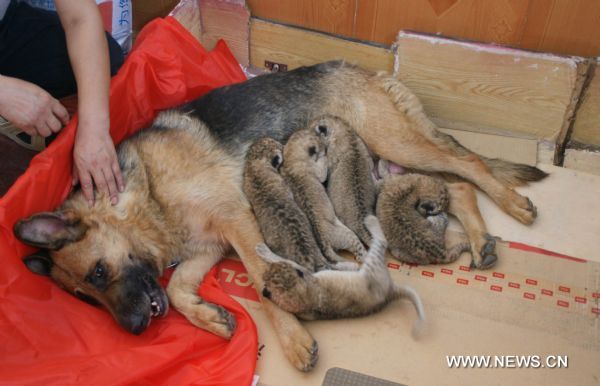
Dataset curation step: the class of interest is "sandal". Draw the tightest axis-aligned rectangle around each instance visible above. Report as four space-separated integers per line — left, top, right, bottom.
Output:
0 116 46 151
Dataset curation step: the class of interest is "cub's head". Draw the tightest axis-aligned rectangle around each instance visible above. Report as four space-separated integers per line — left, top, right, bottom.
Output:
14 193 169 335
261 261 312 315
412 175 449 217
312 114 355 142
283 128 328 183
246 137 284 171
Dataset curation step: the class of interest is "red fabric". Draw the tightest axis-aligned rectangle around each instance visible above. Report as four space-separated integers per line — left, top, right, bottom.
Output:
0 17 257 386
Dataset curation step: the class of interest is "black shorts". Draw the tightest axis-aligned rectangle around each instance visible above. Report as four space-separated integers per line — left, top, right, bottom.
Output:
0 0 124 99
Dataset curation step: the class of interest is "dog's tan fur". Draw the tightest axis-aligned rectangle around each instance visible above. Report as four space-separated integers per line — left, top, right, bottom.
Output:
14 62 546 372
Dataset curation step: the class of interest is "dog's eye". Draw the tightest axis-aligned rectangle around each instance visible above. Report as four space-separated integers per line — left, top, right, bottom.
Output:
86 261 110 290
308 146 317 157
295 269 305 278
316 125 328 136
94 262 105 278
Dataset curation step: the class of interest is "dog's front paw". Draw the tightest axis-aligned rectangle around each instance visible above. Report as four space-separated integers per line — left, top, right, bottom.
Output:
264 299 319 371
282 330 319 372
185 301 237 339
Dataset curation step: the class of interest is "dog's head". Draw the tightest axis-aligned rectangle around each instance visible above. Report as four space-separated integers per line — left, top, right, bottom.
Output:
261 262 312 315
14 198 169 335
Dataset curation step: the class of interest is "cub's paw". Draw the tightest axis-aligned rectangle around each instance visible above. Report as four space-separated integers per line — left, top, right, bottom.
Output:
470 234 498 270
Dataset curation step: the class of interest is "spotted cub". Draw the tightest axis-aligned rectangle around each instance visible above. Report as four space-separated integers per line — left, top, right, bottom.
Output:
281 127 366 263
376 173 470 265
243 138 333 271
313 115 377 246
257 215 425 336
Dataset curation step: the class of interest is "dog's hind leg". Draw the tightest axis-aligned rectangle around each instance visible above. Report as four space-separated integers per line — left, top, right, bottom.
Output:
363 76 541 225
375 74 548 188
361 125 537 225
446 182 498 269
167 253 237 339
223 207 319 372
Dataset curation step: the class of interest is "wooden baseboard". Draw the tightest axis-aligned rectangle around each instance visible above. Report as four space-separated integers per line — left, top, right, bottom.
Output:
250 18 394 74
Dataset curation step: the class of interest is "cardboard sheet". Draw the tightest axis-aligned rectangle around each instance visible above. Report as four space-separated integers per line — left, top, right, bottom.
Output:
462 164 600 263
216 238 600 386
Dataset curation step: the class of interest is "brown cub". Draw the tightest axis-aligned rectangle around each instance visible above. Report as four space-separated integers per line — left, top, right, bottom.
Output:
258 215 425 337
314 115 377 246
282 128 367 263
376 173 470 265
243 138 335 271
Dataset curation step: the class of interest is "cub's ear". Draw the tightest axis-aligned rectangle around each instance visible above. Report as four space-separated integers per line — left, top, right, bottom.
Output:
271 151 283 170
23 251 53 276
315 124 329 137
14 211 88 250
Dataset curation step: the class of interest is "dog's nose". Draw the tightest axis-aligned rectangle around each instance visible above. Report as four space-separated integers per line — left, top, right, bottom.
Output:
123 313 149 335
262 287 272 299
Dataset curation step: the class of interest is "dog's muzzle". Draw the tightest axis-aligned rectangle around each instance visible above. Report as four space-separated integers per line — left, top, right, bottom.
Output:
114 262 169 335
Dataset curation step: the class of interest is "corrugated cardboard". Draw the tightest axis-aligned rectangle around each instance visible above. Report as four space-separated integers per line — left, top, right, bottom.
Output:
216 238 600 386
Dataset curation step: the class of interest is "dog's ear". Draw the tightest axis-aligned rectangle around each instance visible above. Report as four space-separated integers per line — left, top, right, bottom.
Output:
23 251 53 276
14 211 88 250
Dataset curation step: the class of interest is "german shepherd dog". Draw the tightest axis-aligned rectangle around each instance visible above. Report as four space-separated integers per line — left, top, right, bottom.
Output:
14 61 546 371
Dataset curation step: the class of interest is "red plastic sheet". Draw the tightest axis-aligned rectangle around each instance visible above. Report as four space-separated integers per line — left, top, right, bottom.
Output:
0 17 257 386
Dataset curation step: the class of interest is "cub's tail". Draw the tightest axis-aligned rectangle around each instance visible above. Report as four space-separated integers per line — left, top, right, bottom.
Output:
394 284 426 339
363 215 388 264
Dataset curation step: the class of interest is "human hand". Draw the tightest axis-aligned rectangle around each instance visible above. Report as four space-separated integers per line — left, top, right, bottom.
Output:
0 75 70 136
72 120 124 206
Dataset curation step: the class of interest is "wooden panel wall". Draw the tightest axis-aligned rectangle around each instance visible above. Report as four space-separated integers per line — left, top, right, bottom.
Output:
571 61 600 147
247 0 600 58
250 19 394 74
394 32 587 142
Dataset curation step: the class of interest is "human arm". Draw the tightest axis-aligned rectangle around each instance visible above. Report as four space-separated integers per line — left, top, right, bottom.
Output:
0 75 69 136
54 0 124 206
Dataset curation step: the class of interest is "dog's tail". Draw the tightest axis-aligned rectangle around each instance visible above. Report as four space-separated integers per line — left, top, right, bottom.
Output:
427 129 549 187
375 73 548 187
393 284 426 339
482 157 548 187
